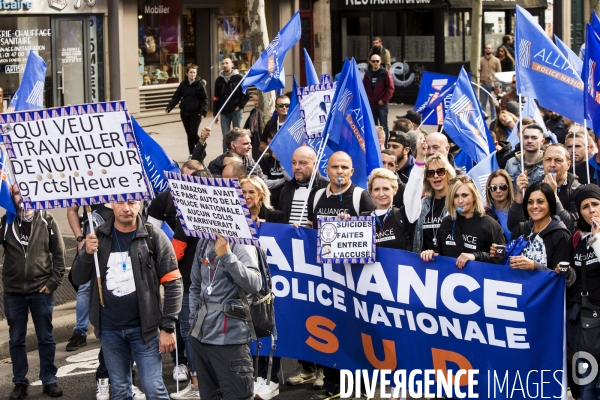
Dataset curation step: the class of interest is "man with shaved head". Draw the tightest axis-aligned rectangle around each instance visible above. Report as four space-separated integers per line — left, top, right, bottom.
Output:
426 132 463 173
278 146 329 227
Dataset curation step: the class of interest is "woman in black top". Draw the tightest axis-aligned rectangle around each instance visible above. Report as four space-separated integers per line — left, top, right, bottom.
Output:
361 168 412 250
497 45 515 72
165 64 209 154
421 176 506 269
240 176 287 225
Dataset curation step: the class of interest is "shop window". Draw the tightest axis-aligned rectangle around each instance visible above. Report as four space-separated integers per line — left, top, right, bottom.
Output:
373 13 400 63
138 0 182 87
445 11 471 63
341 16 370 61
0 17 52 110
484 11 506 52
404 10 434 63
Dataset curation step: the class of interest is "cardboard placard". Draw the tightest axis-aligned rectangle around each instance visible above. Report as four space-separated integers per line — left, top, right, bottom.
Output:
0 101 150 209
165 171 258 245
317 215 376 264
297 82 336 139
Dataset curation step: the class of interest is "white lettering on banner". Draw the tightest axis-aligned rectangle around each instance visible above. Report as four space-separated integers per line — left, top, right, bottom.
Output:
261 235 530 350
4 109 149 204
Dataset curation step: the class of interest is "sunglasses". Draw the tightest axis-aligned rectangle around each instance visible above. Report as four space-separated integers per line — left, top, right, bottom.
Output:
370 60 380 63
449 176 474 184
276 103 290 108
426 168 447 178
488 184 509 192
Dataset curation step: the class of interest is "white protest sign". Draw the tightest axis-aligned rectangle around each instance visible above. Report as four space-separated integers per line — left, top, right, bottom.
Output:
0 101 150 209
317 215 376 264
298 83 336 139
165 171 258 245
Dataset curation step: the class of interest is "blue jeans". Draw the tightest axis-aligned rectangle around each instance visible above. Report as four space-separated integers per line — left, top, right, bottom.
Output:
179 292 195 374
371 104 389 138
100 327 169 400
220 109 243 152
480 83 496 121
74 280 90 336
578 358 600 400
4 292 57 386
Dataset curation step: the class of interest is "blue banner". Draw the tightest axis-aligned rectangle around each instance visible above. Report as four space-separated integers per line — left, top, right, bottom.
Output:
7 50 46 112
304 48 320 86
554 35 583 75
269 103 304 174
241 11 301 93
255 223 565 399
414 72 457 125
584 23 600 136
0 148 16 224
516 5 585 125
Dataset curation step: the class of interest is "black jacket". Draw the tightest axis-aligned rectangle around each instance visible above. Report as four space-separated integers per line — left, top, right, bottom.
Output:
278 175 329 222
510 216 572 270
166 79 208 116
213 72 249 115
258 204 288 224
361 207 413 251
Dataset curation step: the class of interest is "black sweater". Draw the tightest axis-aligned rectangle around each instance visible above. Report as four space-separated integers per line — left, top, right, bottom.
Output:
569 232 600 307
361 207 412 251
166 79 208 116
510 217 572 270
438 213 506 263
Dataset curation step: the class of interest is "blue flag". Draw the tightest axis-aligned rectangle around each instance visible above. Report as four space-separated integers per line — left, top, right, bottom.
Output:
161 221 174 241
0 149 16 224
319 59 381 189
241 11 301 93
269 103 305 174
523 97 556 143
7 51 46 112
304 48 320 86
593 11 600 34
515 5 585 124
468 151 499 204
453 150 473 173
442 67 493 163
290 76 300 111
131 116 179 196
584 23 600 136
554 35 583 75
414 72 457 125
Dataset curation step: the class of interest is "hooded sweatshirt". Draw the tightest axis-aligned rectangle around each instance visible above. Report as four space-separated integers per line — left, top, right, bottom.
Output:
213 69 249 115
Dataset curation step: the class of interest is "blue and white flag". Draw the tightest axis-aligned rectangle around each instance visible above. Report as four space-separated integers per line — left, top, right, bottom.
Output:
515 5 585 124
7 50 46 113
453 150 473 173
0 148 16 224
304 48 320 86
241 11 301 93
584 23 600 136
131 116 179 196
269 103 305 175
442 67 494 163
290 75 300 111
414 72 457 125
468 151 499 204
554 35 583 75
522 97 556 143
318 59 381 189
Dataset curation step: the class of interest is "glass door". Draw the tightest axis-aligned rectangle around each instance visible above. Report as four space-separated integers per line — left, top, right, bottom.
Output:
52 17 88 106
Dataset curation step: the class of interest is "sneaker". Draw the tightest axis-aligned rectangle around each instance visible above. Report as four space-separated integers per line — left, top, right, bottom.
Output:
10 383 28 400
286 368 316 386
96 378 110 400
253 377 266 394
254 381 279 400
173 364 189 382
65 330 87 351
313 368 324 390
43 383 63 397
132 385 146 399
170 382 200 399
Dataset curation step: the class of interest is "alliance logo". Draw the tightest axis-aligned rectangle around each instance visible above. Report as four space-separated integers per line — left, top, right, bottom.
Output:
519 38 531 68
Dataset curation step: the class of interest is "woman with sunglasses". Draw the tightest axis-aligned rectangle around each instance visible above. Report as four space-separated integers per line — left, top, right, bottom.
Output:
405 137 456 253
498 182 572 272
485 170 514 241
421 176 506 268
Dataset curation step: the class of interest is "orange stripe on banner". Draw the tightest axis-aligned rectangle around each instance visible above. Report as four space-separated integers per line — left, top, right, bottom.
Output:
160 269 182 284
531 62 584 90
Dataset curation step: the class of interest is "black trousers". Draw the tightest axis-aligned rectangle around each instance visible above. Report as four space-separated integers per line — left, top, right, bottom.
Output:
191 338 254 400
181 112 202 154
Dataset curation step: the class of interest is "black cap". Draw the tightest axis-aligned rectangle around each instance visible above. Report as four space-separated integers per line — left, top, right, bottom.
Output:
400 110 422 126
388 131 411 148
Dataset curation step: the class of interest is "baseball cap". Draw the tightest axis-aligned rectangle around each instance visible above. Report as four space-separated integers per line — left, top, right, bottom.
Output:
388 131 411 149
397 110 422 126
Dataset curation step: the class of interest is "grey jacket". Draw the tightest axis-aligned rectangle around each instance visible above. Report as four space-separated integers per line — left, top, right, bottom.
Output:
72 215 183 343
0 211 65 294
189 240 261 345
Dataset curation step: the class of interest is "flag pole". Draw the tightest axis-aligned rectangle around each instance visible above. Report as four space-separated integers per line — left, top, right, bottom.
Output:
417 108 436 131
207 74 248 130
585 120 591 184
518 94 525 197
298 133 331 226
573 123 578 177
249 143 272 176
85 206 105 307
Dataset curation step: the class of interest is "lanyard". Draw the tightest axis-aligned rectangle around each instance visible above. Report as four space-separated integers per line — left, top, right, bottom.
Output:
374 207 393 231
113 227 137 271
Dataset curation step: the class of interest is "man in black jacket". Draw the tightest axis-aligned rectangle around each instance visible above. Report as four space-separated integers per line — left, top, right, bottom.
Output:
1 185 66 399
214 58 249 152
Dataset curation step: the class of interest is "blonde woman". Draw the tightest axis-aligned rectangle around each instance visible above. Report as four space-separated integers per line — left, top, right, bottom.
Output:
240 176 287 225
421 176 506 268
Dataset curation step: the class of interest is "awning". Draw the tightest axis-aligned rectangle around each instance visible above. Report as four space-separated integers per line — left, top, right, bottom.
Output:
448 0 547 8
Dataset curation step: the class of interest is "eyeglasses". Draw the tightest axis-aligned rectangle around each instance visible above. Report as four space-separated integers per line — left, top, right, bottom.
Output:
276 103 290 108
488 184 509 192
370 60 381 63
449 176 474 184
425 168 447 178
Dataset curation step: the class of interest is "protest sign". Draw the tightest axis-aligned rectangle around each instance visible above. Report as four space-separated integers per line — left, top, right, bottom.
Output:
0 101 151 210
165 171 258 245
317 216 375 264
253 223 566 400
297 82 336 139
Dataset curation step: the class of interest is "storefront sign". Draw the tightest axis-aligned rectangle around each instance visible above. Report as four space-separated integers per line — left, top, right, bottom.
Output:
90 17 99 102
0 29 50 66
0 0 108 14
0 1 32 11
331 0 443 8
144 5 170 13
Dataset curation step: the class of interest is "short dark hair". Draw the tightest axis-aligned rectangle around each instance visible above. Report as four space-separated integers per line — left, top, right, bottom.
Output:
224 128 250 151
186 64 198 73
392 118 412 133
192 169 213 178
373 36 382 42
522 182 556 219
181 160 203 173
522 124 545 136
276 95 290 103
502 35 511 44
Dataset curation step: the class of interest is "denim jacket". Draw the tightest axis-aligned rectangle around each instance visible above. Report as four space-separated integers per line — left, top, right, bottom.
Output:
505 152 545 190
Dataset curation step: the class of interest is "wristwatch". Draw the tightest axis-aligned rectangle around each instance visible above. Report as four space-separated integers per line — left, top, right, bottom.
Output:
160 326 175 334
76 236 84 242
